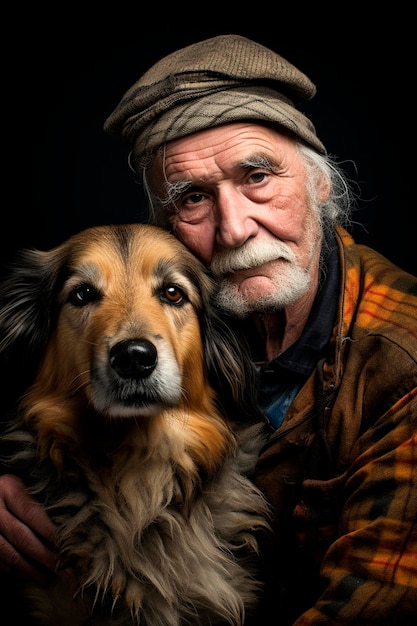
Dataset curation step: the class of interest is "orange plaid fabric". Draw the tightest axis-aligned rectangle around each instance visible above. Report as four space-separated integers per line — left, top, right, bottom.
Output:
254 226 417 625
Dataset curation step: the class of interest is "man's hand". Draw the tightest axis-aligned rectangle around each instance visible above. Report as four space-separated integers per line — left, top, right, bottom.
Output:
0 474 59 585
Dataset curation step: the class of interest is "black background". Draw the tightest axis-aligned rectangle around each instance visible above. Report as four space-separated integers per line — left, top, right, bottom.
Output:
2 16 414 276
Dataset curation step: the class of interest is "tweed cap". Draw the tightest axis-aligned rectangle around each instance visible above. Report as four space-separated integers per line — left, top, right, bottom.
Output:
104 34 326 167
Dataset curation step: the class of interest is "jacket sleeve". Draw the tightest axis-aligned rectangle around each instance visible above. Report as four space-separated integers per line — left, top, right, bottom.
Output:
295 388 417 625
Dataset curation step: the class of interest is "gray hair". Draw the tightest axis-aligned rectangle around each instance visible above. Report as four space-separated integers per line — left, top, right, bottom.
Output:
297 143 354 249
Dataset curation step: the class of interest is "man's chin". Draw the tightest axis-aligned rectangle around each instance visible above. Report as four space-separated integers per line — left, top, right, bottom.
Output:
215 279 265 318
215 268 311 316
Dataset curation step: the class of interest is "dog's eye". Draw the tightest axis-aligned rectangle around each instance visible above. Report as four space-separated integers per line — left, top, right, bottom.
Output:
161 285 186 305
68 284 101 307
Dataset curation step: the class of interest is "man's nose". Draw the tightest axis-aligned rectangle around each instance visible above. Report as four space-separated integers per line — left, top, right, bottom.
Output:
215 189 258 248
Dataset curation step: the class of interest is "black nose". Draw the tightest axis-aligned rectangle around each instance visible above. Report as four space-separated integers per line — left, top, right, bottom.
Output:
109 339 158 379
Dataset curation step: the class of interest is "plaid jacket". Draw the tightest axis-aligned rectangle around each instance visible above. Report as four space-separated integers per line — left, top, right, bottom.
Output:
253 226 417 625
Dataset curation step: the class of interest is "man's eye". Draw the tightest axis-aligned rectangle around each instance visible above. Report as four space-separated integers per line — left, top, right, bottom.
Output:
161 285 186 304
248 171 268 183
184 193 205 205
68 284 101 306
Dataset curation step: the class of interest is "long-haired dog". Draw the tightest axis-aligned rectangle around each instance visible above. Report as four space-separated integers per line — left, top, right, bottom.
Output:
0 223 271 625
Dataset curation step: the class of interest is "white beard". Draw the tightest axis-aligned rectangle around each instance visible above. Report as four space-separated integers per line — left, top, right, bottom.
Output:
210 239 312 318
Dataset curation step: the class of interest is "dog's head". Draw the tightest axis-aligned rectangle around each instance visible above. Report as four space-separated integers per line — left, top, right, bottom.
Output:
0 224 262 469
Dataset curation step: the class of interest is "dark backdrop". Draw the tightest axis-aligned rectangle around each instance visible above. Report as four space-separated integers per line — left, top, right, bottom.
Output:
2 21 414 276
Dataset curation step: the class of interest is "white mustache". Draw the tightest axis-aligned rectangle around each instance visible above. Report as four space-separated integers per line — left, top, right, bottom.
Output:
210 239 296 277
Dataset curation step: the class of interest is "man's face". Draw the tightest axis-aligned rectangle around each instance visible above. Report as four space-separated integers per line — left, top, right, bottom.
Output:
149 123 326 316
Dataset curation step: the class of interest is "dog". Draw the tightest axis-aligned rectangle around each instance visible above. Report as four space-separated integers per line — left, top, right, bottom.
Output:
0 223 271 625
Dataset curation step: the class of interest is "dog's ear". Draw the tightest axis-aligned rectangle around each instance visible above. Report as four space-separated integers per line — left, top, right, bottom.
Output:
201 307 262 426
183 255 262 426
0 247 65 391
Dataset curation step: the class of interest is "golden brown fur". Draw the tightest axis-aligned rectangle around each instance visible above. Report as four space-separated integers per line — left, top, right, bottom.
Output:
0 224 270 625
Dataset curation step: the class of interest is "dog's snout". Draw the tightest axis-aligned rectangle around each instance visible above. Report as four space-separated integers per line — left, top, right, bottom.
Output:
109 339 158 379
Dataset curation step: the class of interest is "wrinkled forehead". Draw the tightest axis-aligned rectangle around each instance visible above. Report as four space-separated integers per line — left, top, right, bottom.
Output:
147 122 300 189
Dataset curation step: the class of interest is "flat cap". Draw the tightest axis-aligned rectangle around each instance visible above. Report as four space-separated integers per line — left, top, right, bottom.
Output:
104 34 326 166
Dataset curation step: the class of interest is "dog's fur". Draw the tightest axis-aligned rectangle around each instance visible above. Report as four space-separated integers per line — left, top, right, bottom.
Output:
0 224 271 625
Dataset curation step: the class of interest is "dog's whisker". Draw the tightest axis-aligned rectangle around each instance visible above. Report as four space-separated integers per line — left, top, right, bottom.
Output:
70 381 91 398
68 370 92 397
67 369 90 384
82 339 100 347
